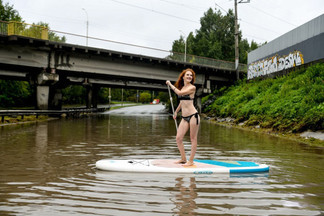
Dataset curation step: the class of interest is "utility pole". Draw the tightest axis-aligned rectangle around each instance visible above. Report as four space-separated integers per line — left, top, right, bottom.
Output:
234 0 250 80
234 0 239 80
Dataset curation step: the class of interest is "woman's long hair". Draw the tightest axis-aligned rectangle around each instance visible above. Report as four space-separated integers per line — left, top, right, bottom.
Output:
174 68 196 90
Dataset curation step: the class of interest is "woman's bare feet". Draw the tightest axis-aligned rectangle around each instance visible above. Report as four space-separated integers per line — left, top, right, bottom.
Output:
182 161 195 167
175 159 187 164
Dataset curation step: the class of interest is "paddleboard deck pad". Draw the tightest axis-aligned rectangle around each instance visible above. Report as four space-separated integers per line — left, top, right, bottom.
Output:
96 159 269 174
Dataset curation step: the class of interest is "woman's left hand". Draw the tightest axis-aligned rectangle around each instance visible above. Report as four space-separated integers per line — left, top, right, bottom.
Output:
166 80 171 86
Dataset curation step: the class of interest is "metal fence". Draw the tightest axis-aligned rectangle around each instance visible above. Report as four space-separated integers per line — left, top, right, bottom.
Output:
0 21 48 40
0 21 8 35
171 52 247 72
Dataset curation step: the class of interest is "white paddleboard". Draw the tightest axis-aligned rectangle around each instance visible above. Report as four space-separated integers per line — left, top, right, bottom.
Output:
96 159 269 174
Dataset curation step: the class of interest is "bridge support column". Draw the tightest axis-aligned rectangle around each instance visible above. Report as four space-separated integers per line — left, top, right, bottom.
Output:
196 97 202 114
195 80 212 114
36 72 59 110
49 88 63 110
85 84 99 109
195 87 203 114
36 86 50 110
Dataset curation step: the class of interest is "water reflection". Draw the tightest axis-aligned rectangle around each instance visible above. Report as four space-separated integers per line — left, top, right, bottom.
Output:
172 177 197 215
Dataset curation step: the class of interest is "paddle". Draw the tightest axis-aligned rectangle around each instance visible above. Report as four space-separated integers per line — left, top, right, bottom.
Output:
167 84 178 131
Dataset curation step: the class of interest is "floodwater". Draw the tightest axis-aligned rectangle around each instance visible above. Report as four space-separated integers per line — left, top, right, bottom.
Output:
0 104 323 216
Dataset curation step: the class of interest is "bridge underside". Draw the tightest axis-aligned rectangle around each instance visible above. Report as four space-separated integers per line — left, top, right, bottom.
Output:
0 35 246 110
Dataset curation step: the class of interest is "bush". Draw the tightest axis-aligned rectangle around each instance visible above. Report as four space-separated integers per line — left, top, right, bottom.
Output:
202 63 324 132
139 92 151 103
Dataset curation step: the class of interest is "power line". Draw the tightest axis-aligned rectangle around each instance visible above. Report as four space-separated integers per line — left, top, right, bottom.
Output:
50 29 172 53
158 0 217 12
158 0 202 11
108 0 199 24
214 2 229 15
214 1 281 39
221 0 297 27
243 34 267 42
240 20 281 35
246 4 297 27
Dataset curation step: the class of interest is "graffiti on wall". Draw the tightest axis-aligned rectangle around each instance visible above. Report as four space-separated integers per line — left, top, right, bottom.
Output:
248 51 304 79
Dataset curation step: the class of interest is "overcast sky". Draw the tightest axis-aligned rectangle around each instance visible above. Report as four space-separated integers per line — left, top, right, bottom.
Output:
6 0 324 58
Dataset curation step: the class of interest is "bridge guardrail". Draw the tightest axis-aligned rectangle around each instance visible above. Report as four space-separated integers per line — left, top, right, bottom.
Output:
0 20 48 40
0 21 8 35
171 52 247 72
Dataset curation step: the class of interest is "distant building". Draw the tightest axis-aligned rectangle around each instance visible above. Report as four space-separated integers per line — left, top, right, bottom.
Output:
247 14 324 80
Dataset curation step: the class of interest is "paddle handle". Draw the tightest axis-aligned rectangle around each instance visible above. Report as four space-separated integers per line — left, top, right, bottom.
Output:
167 85 178 131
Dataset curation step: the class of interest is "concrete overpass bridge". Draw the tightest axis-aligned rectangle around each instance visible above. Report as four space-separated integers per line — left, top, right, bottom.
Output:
0 33 246 112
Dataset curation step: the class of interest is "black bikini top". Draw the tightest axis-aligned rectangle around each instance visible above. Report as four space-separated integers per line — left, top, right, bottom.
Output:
178 95 194 100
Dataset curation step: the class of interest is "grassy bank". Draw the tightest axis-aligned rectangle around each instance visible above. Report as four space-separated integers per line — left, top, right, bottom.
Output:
202 63 324 142
0 115 51 126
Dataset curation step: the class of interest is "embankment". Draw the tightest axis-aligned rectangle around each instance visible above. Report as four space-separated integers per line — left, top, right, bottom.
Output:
202 63 324 146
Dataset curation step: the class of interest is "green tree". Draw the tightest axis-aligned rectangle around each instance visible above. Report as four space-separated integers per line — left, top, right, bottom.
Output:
62 85 86 104
32 22 66 42
139 92 151 103
156 91 168 103
0 80 33 107
0 0 22 22
171 7 259 64
0 1 29 108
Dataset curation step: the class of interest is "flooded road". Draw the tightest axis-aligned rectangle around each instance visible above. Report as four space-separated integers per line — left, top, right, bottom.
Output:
0 104 323 215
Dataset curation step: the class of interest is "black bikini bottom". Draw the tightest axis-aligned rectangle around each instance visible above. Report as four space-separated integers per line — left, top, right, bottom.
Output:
181 112 199 125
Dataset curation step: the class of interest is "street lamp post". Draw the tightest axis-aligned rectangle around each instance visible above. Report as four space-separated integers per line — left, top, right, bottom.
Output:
179 30 187 62
82 8 89 46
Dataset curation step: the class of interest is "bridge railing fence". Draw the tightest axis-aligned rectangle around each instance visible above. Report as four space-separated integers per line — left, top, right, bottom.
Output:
0 21 8 35
0 21 48 40
170 52 247 72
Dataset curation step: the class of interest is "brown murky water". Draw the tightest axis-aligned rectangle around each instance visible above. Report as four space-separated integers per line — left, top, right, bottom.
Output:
0 105 323 215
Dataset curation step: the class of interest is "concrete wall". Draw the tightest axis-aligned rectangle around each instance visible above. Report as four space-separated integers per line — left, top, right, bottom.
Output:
248 14 324 79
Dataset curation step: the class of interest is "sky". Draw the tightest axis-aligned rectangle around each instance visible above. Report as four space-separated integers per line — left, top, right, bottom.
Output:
5 0 324 58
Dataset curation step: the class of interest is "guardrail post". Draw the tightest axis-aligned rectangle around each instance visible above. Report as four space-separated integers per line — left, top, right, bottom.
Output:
8 21 15 35
41 28 48 40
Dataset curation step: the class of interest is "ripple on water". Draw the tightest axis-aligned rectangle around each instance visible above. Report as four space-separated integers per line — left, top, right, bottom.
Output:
1 110 323 215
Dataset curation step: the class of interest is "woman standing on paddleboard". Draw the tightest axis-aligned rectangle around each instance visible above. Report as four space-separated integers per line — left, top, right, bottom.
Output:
166 68 200 167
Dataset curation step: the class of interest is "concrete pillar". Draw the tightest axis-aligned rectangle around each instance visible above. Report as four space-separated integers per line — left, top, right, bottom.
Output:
37 86 50 110
49 88 62 110
86 85 99 109
195 87 204 114
86 86 92 109
196 97 202 114
36 72 59 110
92 85 99 108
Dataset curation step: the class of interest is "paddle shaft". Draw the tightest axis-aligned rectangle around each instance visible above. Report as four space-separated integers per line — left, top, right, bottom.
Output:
167 85 178 131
